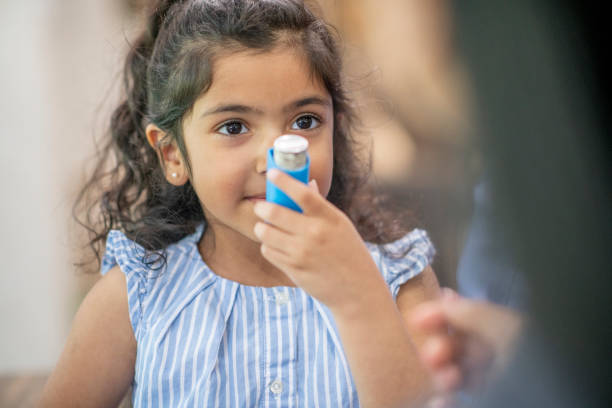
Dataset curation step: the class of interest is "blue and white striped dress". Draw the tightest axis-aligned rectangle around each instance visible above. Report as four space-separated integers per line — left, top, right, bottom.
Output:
101 225 435 407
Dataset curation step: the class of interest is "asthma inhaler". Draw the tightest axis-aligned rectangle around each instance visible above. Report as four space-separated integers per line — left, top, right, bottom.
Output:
266 135 310 212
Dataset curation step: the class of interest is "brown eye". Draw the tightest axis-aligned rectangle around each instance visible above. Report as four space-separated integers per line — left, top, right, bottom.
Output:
291 115 320 130
218 121 247 136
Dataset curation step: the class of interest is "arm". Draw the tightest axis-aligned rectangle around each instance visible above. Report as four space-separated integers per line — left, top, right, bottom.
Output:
396 265 442 349
253 170 441 408
330 265 440 408
39 266 137 408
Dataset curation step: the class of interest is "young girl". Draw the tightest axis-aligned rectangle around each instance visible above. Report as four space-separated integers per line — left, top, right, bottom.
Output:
41 1 440 406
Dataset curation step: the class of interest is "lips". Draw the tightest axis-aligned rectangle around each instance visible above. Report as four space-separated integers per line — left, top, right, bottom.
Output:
245 194 266 201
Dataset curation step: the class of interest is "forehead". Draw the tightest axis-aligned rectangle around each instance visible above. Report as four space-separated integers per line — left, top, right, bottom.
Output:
192 47 331 115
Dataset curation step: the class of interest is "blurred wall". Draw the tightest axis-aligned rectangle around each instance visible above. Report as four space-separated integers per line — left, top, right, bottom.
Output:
0 0 137 373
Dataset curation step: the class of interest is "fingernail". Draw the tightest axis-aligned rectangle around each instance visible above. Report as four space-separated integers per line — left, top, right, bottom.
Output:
253 201 265 215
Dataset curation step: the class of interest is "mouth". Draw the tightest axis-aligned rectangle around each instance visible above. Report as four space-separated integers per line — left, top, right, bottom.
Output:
245 194 266 202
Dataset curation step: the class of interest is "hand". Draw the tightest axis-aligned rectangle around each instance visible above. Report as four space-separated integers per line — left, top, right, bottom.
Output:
409 290 523 394
253 169 386 312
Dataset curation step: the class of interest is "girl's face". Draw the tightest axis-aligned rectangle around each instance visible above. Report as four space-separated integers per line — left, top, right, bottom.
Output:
181 47 334 242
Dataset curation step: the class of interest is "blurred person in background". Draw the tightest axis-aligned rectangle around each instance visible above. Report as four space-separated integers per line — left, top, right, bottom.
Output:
411 1 611 407
454 2 611 407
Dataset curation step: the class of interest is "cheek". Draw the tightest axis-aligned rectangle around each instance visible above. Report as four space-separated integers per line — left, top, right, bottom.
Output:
189 156 247 204
309 138 334 198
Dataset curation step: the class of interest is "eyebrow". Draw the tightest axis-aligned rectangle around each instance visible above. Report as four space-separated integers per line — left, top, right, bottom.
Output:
287 96 331 112
199 96 331 119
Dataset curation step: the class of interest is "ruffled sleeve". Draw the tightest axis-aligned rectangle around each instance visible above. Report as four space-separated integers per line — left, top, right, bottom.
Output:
366 229 436 300
101 230 150 339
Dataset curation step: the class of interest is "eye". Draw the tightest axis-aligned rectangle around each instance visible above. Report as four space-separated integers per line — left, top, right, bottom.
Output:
291 114 320 130
217 121 248 136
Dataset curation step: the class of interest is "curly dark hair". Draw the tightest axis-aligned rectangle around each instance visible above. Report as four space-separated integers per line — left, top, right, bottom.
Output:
75 0 415 271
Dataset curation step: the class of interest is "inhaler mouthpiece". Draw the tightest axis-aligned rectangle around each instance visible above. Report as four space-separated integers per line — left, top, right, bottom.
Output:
273 135 308 171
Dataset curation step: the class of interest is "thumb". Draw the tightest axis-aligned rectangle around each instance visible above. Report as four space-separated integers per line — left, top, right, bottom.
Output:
439 298 522 353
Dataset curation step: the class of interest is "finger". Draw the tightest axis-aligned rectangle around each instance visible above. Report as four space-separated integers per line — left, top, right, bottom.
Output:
308 178 319 193
432 364 462 393
438 298 522 349
421 334 459 369
254 222 295 253
268 169 324 214
254 200 307 233
260 244 296 275
410 301 450 333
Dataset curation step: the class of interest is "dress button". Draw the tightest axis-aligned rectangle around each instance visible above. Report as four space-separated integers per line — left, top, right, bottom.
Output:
275 292 289 305
270 379 283 394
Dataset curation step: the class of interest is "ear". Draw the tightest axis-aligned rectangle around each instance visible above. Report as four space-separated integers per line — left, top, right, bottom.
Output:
145 123 189 186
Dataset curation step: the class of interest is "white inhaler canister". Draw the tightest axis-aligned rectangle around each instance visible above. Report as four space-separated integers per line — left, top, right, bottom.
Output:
266 135 310 212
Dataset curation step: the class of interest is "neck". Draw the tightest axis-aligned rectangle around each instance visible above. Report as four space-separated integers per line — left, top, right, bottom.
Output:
198 221 296 287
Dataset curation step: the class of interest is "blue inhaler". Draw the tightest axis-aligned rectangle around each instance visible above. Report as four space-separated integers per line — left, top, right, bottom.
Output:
266 135 310 212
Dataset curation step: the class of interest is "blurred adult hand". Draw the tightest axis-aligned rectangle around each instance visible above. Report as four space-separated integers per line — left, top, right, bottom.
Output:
410 289 523 398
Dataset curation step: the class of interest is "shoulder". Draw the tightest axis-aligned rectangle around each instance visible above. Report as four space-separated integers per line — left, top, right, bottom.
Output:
101 230 152 276
100 227 212 338
101 227 202 276
366 229 435 266
95 265 132 310
366 229 436 300
395 265 440 309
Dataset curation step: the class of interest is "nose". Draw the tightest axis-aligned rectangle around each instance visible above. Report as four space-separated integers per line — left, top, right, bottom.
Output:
255 152 266 174
255 144 268 174
255 133 277 174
